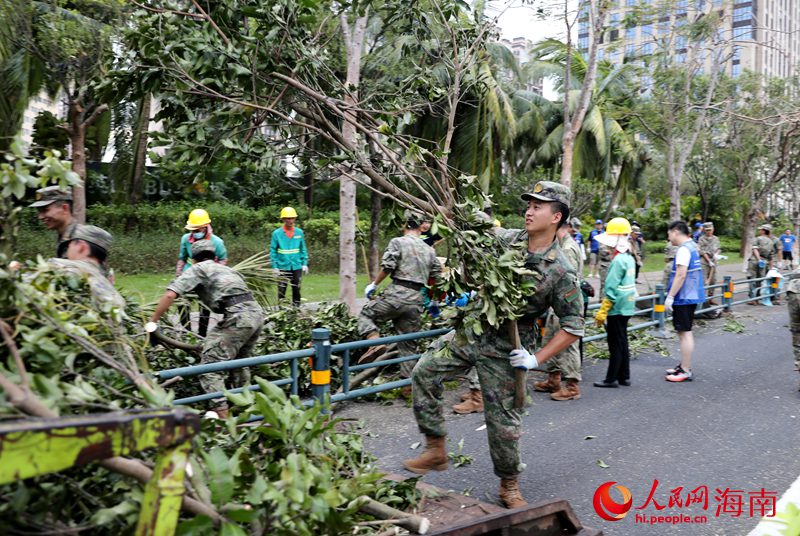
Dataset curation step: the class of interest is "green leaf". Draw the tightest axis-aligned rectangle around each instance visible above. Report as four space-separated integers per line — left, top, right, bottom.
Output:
201 447 236 505
597 459 610 469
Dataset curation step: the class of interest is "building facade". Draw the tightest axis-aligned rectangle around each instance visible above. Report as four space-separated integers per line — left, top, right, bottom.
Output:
579 0 799 79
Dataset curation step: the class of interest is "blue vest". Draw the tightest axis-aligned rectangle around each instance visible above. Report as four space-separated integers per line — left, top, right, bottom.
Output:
668 241 705 305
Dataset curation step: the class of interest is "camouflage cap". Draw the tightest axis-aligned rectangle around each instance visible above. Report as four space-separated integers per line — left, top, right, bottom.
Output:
569 217 582 228
759 224 772 232
702 221 714 229
191 239 216 258
631 225 641 233
29 185 73 208
520 181 571 207
71 224 113 253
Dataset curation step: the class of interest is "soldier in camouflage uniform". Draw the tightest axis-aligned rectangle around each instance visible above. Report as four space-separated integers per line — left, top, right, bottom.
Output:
404 182 584 509
150 240 264 417
663 242 678 286
358 212 442 378
747 225 774 301
629 225 644 281
47 224 124 311
597 243 614 298
786 268 800 390
29 186 78 258
697 222 721 304
534 217 583 401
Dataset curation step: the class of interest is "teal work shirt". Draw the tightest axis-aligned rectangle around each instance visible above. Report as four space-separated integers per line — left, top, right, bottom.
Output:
178 234 227 272
604 252 637 316
270 226 308 270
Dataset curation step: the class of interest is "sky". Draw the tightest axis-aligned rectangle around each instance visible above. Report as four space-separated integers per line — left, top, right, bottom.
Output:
489 0 579 99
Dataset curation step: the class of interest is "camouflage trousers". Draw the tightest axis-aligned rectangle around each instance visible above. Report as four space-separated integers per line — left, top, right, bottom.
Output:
598 263 609 298
746 259 767 298
541 310 582 380
358 285 424 377
788 293 800 373
701 261 717 295
662 263 672 287
411 328 532 479
200 306 265 403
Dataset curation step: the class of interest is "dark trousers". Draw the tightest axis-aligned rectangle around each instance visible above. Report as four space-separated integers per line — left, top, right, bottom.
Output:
278 269 302 306
604 315 631 383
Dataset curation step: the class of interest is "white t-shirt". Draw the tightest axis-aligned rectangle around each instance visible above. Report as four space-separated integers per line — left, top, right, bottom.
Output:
675 245 691 266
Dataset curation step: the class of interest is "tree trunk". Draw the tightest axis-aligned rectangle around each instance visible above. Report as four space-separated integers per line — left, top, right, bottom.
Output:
128 93 151 205
368 186 381 280
666 142 680 221
69 127 87 224
338 12 369 312
740 208 757 266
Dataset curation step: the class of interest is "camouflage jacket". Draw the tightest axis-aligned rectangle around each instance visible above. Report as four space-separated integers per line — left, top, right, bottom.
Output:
560 233 583 275
168 260 255 313
696 235 721 263
629 239 643 267
664 243 678 262
382 235 442 286
502 230 584 337
787 267 800 294
48 258 125 311
752 236 774 260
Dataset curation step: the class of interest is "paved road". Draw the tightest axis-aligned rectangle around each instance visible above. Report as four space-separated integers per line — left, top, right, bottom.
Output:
337 303 799 535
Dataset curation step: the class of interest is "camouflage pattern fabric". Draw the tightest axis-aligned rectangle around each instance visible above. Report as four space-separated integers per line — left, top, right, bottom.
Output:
747 235 775 297
200 304 264 399
56 221 78 259
48 258 125 311
788 270 800 375
541 233 582 381
167 261 252 313
358 234 441 377
663 244 678 286
411 235 584 478
697 234 721 287
629 238 643 269
598 244 614 298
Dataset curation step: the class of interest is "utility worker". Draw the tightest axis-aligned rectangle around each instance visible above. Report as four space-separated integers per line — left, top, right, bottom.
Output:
748 224 774 302
593 218 637 388
697 222 721 305
29 185 77 258
404 181 584 509
358 210 442 378
692 222 703 242
177 208 228 336
49 224 124 310
270 207 308 306
534 217 584 401
588 219 603 277
149 240 264 418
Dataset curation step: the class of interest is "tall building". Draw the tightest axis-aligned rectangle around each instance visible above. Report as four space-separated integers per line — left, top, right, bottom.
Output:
578 0 800 79
499 36 544 94
19 91 66 148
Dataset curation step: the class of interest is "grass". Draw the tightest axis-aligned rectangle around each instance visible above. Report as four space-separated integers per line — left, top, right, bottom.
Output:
117 272 372 304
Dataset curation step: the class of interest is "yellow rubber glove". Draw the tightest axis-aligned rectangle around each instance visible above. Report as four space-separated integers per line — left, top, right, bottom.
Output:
594 298 613 327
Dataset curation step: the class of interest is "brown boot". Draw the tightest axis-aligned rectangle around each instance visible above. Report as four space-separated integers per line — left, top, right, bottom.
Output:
499 477 527 509
533 371 561 392
452 389 484 414
550 379 581 401
359 332 386 363
459 390 471 401
403 435 449 474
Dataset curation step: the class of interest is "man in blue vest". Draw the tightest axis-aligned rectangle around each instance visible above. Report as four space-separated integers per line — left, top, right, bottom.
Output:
664 221 706 382
270 207 309 306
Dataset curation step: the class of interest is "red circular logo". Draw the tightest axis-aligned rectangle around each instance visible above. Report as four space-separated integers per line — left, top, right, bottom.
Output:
593 481 633 522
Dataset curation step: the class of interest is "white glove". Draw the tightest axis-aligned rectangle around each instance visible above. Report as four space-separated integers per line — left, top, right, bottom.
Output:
365 282 377 299
145 321 159 333
664 295 674 313
709 261 715 268
509 348 538 370
302 265 309 275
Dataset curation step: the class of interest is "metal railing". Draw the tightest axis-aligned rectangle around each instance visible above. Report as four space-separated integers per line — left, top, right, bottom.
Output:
153 274 784 409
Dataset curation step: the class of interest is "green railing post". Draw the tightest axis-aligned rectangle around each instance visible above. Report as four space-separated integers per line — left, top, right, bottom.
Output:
723 275 733 312
311 328 331 411
651 283 669 338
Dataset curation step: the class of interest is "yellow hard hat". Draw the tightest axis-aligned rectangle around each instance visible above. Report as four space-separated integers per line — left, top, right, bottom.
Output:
605 217 632 235
185 208 211 229
280 206 298 219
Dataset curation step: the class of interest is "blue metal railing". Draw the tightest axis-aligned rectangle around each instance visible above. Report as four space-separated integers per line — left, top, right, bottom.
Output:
154 274 784 408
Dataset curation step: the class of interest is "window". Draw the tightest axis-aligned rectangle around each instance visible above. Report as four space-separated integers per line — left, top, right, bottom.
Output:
733 6 751 23
626 0 637 6
609 12 620 25
641 24 654 38
696 0 705 10
733 25 753 40
579 36 590 49
676 35 687 49
626 43 637 57
676 0 688 13
732 63 741 77
626 26 637 40
642 42 654 55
